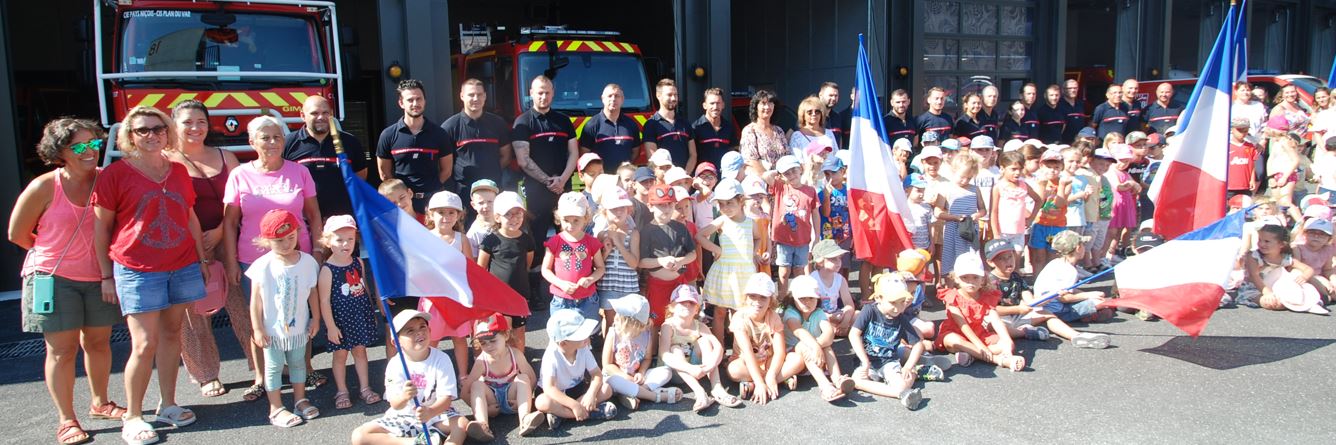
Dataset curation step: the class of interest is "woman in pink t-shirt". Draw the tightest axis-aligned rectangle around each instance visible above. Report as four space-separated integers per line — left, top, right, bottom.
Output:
92 107 211 444
9 118 125 444
220 115 323 390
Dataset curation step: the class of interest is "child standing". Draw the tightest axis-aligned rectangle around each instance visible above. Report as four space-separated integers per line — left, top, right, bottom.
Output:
933 152 985 276
1105 144 1141 260
247 210 321 427
1087 148 1117 269
351 310 467 445
1061 147 1094 238
906 176 934 250
769 155 819 294
536 309 618 431
1033 231 1116 325
596 188 641 337
990 151 1039 252
466 180 499 254
781 275 855 402
478 192 535 350
426 190 475 377
542 192 606 320
639 185 698 324
849 273 931 410
808 240 856 336
463 314 539 440
378 179 422 225
1028 150 1072 276
819 156 851 258
602 294 681 410
698 179 761 342
742 175 773 275
935 252 1026 372
725 273 787 405
318 215 382 410
658 285 742 412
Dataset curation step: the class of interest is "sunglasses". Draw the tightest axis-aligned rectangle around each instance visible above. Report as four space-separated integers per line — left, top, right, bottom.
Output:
131 125 168 137
69 138 104 155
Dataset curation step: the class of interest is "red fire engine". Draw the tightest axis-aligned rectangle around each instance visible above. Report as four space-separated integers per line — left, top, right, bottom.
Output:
95 0 344 164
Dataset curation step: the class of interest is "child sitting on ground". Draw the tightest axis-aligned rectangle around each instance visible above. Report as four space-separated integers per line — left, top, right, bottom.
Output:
781 275 856 403
726 273 787 405
849 273 934 410
535 309 619 431
1240 225 1330 314
807 240 857 336
985 239 1111 349
935 252 1026 372
463 314 539 440
658 285 742 412
1293 218 1336 301
601 294 681 410
351 310 466 445
1032 231 1115 324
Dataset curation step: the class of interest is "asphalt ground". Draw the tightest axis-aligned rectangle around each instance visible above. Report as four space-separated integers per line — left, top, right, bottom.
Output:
3 276 1335 445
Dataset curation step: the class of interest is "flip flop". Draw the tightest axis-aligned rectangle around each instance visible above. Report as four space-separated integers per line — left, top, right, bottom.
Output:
56 419 89 445
268 409 303 428
155 405 196 427
465 421 495 442
710 387 743 408
820 386 846 403
200 379 227 398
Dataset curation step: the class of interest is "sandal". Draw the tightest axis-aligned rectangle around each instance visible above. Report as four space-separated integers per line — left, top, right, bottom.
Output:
120 417 159 445
56 419 90 445
294 398 320 420
242 384 266 402
653 387 683 404
268 408 303 428
334 391 352 410
305 371 328 390
200 379 228 398
1008 355 1026 372
691 395 714 413
710 387 743 408
820 385 846 403
359 387 382 405
155 405 196 427
836 375 857 395
465 420 495 442
89 400 127 420
616 394 640 411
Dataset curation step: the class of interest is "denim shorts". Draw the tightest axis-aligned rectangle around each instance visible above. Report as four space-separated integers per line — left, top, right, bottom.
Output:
550 294 601 322
114 262 206 315
598 290 634 310
1028 224 1066 250
773 243 810 267
490 382 517 415
1046 298 1099 323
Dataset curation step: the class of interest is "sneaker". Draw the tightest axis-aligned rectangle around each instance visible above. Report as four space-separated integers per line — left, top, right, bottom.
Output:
924 353 955 371
914 364 945 382
1135 310 1158 321
898 388 923 410
1072 332 1111 349
588 401 618 420
954 351 974 367
1024 326 1051 341
1219 293 1237 308
519 412 545 437
414 428 444 445
546 413 563 431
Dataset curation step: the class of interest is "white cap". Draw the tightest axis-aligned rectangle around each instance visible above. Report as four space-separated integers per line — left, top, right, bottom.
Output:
672 185 692 202
1138 218 1155 232
1022 139 1045 148
893 138 913 152
650 149 674 166
1304 218 1334 235
600 187 633 209
742 175 768 196
555 192 590 218
546 309 599 342
427 190 464 212
788 275 820 299
494 191 525 216
609 293 650 324
953 251 986 278
919 145 944 160
665 167 691 184
776 155 802 173
1002 139 1024 152
391 309 431 334
713 178 743 201
744 272 775 297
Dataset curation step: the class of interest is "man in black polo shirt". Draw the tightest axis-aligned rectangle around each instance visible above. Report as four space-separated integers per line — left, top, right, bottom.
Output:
1019 82 1041 133
1121 78 1145 133
1144 83 1181 135
1036 84 1066 143
1091 84 1130 143
819 82 848 148
882 89 916 146
512 75 579 245
376 79 453 213
284 96 366 220
1059 79 1089 143
980 85 1002 139
692 87 737 169
580 84 642 169
442 78 512 223
643 79 696 171
915 87 953 146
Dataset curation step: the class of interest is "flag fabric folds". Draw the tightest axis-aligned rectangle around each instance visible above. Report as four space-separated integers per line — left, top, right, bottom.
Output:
1103 210 1245 337
849 34 916 268
1149 2 1241 239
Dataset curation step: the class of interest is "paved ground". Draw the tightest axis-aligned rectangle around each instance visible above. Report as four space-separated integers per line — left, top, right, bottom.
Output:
3 290 1335 444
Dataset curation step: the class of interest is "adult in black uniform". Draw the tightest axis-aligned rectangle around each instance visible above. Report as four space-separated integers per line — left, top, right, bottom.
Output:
1036 85 1066 143
1144 83 1182 135
980 85 1003 139
692 87 738 170
915 87 954 146
1091 84 1131 143
376 79 452 213
1121 78 1146 133
882 89 916 147
441 78 512 222
512 75 579 247
1059 79 1089 143
819 82 848 148
642 79 696 171
953 92 988 139
284 96 367 220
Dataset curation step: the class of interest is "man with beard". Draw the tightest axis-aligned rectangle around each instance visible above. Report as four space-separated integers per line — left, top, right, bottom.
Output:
580 84 643 169
1036 84 1066 143
441 78 513 222
819 82 849 148
643 79 697 171
376 79 453 213
284 96 367 219
692 87 737 169
512 75 579 254
1019 82 1041 133
882 89 916 147
914 87 954 147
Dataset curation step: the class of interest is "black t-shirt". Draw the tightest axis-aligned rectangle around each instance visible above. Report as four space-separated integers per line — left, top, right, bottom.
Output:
481 231 535 299
579 112 643 169
1058 99 1088 143
511 108 577 178
953 115 987 139
1091 101 1131 142
1036 103 1066 143
914 111 954 145
639 220 695 273
1144 102 1182 135
441 111 511 190
882 112 915 146
376 118 452 196
1127 159 1150 183
999 118 1037 142
642 113 693 167
283 127 367 218
632 198 652 231
980 108 1003 140
1123 99 1146 133
691 115 737 169
992 271 1031 307
830 107 852 149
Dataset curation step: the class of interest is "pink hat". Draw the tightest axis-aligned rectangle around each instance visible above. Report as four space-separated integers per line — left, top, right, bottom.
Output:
1266 114 1290 132
578 152 603 171
1303 204 1331 222
804 136 834 156
1110 143 1135 161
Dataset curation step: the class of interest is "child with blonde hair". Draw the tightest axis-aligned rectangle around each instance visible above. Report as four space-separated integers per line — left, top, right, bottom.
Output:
247 210 321 427
542 192 606 320
463 314 540 440
781 275 855 402
935 252 1026 372
698 179 761 342
317 215 382 410
658 285 742 412
933 151 985 276
596 188 641 337
726 273 787 405
601 294 680 410
425 190 475 380
478 192 536 350
849 273 933 410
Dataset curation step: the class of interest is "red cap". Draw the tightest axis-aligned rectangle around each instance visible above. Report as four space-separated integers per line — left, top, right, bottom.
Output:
648 184 677 205
259 209 300 239
694 162 718 176
956 136 972 148
473 313 510 338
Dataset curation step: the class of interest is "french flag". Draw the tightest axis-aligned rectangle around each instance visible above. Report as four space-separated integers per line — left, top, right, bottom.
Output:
1104 210 1244 337
338 151 529 334
849 35 917 268
1150 2 1242 239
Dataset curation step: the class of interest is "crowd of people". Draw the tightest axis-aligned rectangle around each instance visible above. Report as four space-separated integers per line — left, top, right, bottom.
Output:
9 72 1335 445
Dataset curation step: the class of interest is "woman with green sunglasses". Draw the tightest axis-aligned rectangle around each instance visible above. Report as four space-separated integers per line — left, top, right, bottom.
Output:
8 118 126 444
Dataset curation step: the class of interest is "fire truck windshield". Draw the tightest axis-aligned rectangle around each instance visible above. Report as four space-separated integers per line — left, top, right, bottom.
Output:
119 11 325 78
519 53 651 115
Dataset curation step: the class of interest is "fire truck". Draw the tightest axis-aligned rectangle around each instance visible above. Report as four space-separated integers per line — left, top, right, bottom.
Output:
95 0 344 165
457 25 655 165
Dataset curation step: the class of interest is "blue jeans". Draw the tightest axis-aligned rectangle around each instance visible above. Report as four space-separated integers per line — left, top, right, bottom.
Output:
113 262 206 315
550 294 601 321
1047 299 1099 323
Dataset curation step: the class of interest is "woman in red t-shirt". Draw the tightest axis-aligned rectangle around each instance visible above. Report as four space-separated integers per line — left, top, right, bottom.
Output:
93 106 210 445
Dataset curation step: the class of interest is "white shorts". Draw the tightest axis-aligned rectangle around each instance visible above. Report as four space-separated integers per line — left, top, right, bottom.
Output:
1087 220 1110 253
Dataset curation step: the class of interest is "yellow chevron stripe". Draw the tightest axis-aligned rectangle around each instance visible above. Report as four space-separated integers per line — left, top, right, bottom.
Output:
202 93 228 108
231 92 260 107
620 42 634 53
260 92 290 107
584 40 604 52
633 115 648 125
528 41 544 52
602 41 621 52
135 93 165 108
166 93 197 108
290 92 310 104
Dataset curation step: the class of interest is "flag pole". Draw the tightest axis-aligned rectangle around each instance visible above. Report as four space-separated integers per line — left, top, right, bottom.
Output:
331 120 435 445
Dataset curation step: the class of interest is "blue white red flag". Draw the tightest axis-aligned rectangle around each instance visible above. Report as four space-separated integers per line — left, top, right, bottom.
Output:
848 35 916 268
